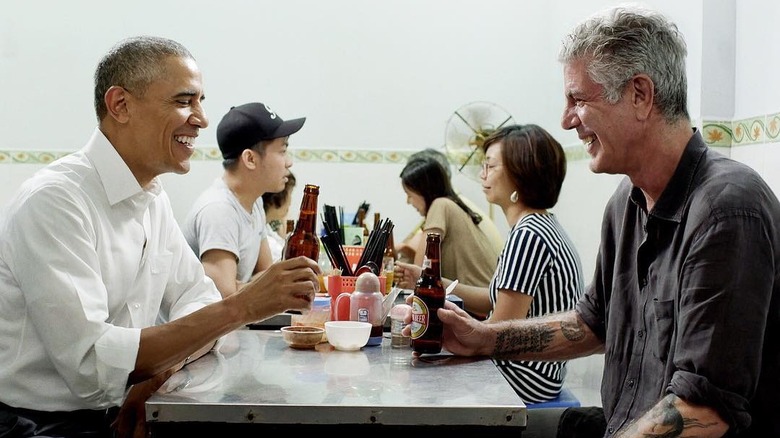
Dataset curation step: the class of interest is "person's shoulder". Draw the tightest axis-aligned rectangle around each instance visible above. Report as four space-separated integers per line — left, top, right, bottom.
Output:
15 153 95 203
431 197 458 209
694 153 776 209
189 180 237 211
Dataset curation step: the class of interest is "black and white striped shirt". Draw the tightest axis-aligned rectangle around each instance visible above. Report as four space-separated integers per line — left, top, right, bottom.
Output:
489 213 584 403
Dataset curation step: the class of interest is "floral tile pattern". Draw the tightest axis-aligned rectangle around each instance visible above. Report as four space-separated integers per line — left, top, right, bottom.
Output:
732 117 765 146
766 113 780 141
702 121 732 148
2 114 778 166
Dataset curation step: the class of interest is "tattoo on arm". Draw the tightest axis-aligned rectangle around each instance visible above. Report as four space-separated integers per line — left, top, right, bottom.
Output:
561 316 586 342
493 313 586 358
619 394 720 438
494 324 555 358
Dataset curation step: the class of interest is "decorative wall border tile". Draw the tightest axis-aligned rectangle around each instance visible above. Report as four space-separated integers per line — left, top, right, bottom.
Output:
766 113 780 141
732 117 765 146
701 121 732 148
3 114 779 165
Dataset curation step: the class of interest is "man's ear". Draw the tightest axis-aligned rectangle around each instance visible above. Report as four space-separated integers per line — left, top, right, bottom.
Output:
104 86 131 123
241 148 258 170
628 74 655 121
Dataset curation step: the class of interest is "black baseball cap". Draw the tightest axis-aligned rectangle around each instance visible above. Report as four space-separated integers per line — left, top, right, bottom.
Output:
216 102 306 160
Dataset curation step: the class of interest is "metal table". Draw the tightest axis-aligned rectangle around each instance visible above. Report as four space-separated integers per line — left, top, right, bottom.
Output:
146 329 526 436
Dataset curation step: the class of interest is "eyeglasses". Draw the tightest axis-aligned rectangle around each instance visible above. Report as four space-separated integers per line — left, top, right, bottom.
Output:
481 160 502 175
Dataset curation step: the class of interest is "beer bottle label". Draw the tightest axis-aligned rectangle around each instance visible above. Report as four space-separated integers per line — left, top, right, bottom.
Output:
410 295 429 339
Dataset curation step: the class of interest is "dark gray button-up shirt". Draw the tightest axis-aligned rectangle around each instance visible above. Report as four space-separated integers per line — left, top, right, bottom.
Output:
576 131 780 436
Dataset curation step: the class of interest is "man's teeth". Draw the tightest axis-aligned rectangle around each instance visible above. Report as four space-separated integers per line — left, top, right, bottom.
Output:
175 135 194 146
583 136 595 147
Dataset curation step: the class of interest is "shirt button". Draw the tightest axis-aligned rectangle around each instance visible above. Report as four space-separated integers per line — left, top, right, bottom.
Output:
628 379 635 388
133 303 141 309
640 278 648 288
637 330 644 338
608 426 614 434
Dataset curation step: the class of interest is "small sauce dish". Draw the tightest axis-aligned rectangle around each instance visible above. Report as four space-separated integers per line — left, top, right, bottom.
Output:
281 325 325 349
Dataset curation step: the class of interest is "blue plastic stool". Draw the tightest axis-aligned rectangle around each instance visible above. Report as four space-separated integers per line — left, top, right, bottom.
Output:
526 388 582 409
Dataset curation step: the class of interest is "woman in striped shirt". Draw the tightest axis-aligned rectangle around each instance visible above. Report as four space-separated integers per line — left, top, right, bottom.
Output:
396 124 584 403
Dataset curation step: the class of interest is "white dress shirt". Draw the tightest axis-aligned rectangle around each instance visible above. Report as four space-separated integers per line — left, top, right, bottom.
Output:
0 128 221 411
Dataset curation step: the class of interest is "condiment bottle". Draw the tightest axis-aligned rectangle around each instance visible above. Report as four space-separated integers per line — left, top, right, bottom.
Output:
336 272 384 346
410 233 445 354
283 184 320 261
382 226 396 291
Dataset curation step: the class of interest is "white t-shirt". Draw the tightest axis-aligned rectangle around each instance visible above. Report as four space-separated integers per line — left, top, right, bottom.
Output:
182 178 268 283
266 226 286 262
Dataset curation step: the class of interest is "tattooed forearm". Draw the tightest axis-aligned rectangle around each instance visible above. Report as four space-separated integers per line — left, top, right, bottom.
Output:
561 315 586 342
616 394 722 438
493 313 590 359
494 324 555 358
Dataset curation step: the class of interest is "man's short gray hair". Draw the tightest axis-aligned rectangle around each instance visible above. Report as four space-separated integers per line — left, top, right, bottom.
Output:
559 6 689 122
94 36 193 122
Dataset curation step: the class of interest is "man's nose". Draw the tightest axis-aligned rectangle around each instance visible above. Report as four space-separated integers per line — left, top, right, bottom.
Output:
561 105 578 131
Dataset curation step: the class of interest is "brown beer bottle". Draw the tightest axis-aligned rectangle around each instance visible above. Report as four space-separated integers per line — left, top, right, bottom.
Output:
283 184 320 261
410 232 445 354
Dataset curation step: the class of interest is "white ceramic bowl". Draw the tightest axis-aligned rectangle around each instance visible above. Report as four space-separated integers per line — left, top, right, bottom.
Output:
281 325 325 349
324 321 372 351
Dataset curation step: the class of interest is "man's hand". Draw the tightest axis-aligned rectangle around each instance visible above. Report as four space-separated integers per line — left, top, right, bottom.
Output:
112 367 178 438
402 299 495 357
394 261 422 290
238 255 321 321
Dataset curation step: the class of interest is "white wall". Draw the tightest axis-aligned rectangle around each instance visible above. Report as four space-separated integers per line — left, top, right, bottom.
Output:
0 0 705 266
1 0 703 150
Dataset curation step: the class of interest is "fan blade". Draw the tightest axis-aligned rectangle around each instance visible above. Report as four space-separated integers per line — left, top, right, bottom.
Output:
495 114 513 130
444 101 515 183
454 110 480 136
457 147 479 173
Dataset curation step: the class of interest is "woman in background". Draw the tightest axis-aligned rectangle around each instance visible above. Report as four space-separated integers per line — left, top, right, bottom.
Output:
396 124 583 403
399 156 503 290
262 172 297 262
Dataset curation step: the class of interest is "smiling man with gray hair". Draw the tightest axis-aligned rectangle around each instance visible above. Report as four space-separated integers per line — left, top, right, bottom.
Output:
424 6 780 437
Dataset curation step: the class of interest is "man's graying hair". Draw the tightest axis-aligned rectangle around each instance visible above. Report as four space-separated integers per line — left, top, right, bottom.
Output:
559 6 689 123
94 36 193 122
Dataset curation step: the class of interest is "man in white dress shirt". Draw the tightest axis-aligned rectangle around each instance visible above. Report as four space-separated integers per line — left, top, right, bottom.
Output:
0 36 319 438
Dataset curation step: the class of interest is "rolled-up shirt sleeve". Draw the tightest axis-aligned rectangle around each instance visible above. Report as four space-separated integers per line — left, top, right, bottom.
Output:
668 210 770 433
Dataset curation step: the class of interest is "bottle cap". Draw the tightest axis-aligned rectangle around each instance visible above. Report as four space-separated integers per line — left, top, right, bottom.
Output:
354 272 381 292
390 303 412 320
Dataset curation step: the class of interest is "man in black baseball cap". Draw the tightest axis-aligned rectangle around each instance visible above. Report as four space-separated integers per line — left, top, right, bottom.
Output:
216 102 306 160
183 102 306 298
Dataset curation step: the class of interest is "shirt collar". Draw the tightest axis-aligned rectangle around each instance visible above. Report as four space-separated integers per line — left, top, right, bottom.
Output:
84 128 162 206
630 128 708 223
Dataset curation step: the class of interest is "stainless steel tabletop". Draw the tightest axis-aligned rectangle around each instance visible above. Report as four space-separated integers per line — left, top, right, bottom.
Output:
146 329 526 430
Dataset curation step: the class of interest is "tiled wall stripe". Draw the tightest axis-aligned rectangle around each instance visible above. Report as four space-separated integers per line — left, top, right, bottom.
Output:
701 113 780 148
2 115 777 165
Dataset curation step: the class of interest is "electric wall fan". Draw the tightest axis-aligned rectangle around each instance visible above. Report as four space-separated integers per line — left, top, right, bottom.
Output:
443 101 515 182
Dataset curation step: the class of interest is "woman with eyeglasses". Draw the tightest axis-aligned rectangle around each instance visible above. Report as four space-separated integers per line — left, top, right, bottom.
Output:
395 124 584 403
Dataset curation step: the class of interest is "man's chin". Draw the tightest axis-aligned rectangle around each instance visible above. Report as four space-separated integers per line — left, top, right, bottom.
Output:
173 161 191 175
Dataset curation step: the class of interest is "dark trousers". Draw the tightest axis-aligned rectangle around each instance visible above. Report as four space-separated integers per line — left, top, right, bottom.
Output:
0 402 118 438
523 406 607 438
